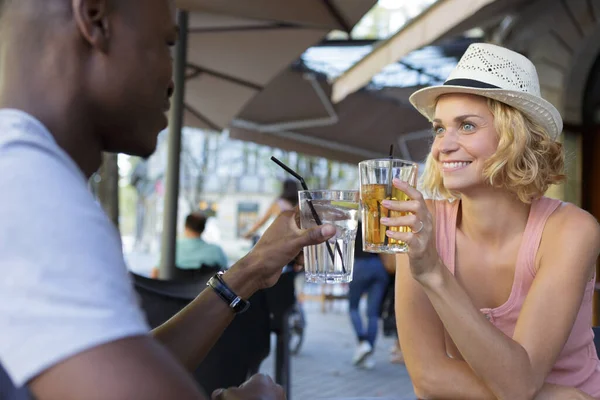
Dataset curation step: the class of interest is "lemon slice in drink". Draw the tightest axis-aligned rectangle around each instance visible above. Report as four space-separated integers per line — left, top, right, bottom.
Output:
330 201 359 210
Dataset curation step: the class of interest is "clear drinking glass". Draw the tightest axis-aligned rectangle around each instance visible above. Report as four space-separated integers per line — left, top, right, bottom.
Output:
298 190 359 283
359 158 418 253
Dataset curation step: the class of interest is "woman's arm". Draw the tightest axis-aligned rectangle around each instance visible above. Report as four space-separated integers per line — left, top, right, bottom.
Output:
396 206 599 400
379 253 396 274
396 252 497 399
398 252 596 400
419 205 599 399
243 201 279 238
389 182 600 399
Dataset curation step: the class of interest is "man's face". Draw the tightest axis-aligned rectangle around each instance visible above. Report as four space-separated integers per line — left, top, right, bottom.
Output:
88 0 176 157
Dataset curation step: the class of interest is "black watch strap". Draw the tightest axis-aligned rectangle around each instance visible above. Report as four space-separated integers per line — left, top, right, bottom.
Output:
207 271 250 314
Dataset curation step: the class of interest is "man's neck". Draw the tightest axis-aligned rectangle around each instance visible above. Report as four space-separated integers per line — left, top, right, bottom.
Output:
183 229 202 239
0 34 103 178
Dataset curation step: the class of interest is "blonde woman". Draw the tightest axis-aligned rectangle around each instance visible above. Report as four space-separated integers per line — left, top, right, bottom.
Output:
385 43 600 399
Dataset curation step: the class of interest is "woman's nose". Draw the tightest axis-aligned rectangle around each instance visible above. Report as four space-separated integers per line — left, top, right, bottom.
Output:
437 132 460 154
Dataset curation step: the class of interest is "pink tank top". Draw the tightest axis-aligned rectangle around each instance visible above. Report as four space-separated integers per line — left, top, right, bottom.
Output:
435 197 600 396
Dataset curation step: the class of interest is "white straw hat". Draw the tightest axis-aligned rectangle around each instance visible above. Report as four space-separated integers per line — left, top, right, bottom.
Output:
409 43 563 140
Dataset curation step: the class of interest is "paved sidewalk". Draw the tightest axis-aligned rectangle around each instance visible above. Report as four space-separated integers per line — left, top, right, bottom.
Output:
260 300 416 400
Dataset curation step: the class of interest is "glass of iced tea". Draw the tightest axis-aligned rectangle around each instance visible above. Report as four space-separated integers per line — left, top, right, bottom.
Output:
359 159 418 253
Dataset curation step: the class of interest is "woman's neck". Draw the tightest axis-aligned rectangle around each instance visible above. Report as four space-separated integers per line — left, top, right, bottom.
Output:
458 188 532 247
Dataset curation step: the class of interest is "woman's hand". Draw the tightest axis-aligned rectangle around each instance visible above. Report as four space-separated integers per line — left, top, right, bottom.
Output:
381 179 442 283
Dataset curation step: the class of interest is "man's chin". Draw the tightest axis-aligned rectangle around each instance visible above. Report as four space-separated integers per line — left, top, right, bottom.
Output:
106 139 158 159
126 143 158 159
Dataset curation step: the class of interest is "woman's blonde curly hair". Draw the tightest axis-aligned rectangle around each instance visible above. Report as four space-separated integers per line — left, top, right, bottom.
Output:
420 98 565 203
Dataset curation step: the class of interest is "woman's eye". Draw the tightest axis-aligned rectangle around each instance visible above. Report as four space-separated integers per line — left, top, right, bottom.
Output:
432 126 445 136
462 122 475 131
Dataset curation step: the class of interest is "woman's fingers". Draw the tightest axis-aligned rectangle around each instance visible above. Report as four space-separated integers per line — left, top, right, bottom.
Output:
381 213 419 228
385 230 414 244
381 199 420 212
393 178 423 200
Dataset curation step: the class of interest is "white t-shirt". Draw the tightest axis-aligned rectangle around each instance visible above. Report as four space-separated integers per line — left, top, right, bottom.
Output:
0 109 149 386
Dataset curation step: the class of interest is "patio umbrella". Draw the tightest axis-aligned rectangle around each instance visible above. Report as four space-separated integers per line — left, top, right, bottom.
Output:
229 68 434 164
175 0 378 131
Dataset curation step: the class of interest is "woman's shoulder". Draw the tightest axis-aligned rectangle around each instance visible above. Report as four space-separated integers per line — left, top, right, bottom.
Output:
540 198 600 261
545 199 599 232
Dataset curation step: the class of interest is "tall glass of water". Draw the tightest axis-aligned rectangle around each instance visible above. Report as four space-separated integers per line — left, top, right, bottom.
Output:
298 190 359 283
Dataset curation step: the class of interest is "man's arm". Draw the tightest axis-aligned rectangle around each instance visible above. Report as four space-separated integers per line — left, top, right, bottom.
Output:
27 210 333 399
152 210 335 370
0 144 332 399
149 260 254 371
29 336 207 400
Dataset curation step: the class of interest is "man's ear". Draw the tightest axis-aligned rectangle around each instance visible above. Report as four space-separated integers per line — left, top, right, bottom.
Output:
72 0 110 52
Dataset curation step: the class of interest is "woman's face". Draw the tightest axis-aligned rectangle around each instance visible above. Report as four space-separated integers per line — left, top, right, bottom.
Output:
431 93 499 194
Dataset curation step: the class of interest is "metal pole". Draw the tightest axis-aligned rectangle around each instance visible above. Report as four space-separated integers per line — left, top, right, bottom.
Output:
159 10 188 280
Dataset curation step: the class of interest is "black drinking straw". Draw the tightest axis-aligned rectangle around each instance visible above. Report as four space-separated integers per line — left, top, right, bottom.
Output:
383 145 394 246
270 156 346 273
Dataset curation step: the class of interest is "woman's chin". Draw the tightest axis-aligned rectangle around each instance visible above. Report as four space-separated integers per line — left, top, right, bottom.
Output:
442 178 477 194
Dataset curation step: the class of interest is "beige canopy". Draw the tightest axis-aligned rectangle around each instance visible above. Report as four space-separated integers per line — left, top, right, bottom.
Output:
172 0 377 131
229 68 433 164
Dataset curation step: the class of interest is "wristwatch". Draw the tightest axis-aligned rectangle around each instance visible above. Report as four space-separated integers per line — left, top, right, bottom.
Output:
207 271 250 314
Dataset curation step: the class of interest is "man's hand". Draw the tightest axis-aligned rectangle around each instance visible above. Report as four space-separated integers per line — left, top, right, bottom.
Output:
292 252 305 272
225 210 335 296
211 374 285 400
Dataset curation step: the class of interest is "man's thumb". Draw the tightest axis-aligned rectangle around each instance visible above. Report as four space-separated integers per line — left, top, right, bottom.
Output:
301 224 336 246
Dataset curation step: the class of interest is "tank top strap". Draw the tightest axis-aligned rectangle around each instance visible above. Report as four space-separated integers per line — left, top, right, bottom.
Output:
520 196 562 276
435 199 460 274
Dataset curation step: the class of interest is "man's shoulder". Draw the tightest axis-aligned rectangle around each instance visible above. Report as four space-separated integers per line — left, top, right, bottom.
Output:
0 109 83 179
0 113 91 209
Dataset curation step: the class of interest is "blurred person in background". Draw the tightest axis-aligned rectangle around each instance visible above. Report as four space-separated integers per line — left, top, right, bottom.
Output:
151 212 228 278
348 221 390 369
243 179 299 242
378 252 404 364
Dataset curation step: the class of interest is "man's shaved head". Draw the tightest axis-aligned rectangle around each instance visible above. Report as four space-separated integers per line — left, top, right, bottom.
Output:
0 0 176 176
